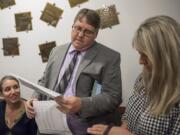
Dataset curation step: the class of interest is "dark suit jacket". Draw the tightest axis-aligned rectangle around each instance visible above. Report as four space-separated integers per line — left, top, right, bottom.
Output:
37 41 122 125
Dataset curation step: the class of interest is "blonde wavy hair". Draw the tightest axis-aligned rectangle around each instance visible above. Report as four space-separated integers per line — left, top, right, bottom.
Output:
133 15 180 115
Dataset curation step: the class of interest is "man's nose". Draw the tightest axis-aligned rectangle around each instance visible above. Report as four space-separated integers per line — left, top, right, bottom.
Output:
78 30 85 37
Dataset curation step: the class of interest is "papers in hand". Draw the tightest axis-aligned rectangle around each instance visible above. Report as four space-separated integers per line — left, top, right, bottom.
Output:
10 74 60 98
33 100 72 134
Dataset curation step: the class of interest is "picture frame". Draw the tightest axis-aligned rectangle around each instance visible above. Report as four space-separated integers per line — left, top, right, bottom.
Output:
96 5 119 29
68 0 88 8
40 3 63 27
39 41 56 62
0 0 15 10
2 37 19 56
15 12 32 32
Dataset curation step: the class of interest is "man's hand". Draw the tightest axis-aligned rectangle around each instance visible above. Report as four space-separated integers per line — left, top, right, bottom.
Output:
87 124 108 135
25 98 37 119
54 96 82 114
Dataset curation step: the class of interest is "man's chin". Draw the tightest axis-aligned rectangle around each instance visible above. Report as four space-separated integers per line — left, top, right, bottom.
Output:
73 43 82 50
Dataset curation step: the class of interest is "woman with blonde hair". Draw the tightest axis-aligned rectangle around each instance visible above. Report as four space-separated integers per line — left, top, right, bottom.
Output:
0 75 37 135
87 15 180 135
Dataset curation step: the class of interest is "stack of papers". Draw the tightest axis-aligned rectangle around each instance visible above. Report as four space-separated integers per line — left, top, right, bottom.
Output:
11 73 60 98
10 74 71 134
33 100 71 134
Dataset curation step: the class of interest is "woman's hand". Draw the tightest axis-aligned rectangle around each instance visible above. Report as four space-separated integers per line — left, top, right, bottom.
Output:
87 124 133 135
25 98 37 119
108 126 133 135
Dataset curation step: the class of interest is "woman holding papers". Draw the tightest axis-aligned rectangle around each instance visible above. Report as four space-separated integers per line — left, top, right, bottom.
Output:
87 15 180 135
0 75 37 135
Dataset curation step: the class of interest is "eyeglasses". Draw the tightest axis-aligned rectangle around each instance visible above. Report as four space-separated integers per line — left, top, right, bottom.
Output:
72 25 96 37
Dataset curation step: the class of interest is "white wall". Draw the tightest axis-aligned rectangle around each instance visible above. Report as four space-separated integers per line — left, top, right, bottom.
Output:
0 0 180 105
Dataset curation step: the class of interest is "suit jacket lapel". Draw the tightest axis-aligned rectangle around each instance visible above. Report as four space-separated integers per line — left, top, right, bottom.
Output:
75 42 99 83
51 44 70 89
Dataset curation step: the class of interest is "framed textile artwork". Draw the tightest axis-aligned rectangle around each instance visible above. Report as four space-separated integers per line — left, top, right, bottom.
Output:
68 0 88 8
15 12 32 32
39 41 56 62
2 37 19 56
0 0 15 10
40 3 63 27
96 5 119 29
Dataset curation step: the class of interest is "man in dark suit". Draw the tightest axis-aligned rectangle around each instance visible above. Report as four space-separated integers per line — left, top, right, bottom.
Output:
26 8 122 135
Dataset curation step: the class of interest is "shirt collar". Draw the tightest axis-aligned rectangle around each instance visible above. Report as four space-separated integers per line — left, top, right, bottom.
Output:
68 44 77 54
68 43 87 56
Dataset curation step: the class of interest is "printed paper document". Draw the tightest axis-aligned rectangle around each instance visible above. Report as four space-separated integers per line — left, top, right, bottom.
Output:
10 73 60 98
33 100 72 134
10 74 71 134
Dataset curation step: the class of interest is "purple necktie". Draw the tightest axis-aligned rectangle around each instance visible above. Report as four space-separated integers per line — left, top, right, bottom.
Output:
56 50 80 93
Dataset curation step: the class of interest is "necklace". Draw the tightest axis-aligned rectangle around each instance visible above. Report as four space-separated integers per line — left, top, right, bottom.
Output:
5 101 25 128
